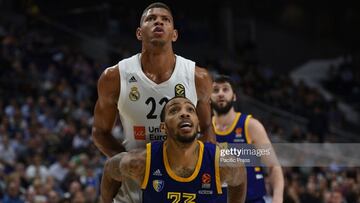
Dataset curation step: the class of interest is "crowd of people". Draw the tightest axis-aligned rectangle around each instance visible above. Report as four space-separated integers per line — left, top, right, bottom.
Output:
1 21 103 203
1 10 359 203
324 54 360 112
282 167 360 203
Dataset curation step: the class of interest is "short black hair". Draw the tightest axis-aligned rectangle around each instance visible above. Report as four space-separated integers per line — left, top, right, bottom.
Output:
160 96 195 122
140 2 173 25
213 74 235 91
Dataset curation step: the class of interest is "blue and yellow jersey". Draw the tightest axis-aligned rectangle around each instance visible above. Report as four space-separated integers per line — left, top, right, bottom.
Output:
213 112 266 201
141 141 222 203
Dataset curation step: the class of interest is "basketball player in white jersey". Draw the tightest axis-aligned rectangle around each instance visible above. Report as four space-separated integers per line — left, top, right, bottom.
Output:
92 2 215 203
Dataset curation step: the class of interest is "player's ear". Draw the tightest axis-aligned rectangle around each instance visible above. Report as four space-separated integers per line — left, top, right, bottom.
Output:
160 122 167 134
233 93 237 102
172 29 178 42
136 27 142 40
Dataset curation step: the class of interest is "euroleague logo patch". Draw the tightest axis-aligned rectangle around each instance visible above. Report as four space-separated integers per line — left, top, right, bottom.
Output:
201 173 211 189
202 173 211 184
235 127 243 138
175 84 185 97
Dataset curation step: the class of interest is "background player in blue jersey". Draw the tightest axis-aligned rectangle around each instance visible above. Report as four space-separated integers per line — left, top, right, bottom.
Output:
211 75 284 203
100 96 247 203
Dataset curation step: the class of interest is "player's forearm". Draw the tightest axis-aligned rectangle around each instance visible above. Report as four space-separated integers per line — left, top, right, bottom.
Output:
269 166 284 202
228 182 246 203
101 155 124 203
199 124 216 143
100 170 121 203
92 128 126 157
226 164 247 203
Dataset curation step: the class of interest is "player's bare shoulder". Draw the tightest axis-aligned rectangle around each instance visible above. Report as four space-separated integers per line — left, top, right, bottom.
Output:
246 116 270 144
97 65 121 101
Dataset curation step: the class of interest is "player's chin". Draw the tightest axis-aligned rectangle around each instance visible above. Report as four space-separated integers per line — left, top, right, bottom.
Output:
177 134 197 144
150 37 166 43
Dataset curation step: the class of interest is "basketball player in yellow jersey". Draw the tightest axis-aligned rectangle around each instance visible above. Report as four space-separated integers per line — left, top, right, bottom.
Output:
101 96 247 203
92 2 215 203
211 75 284 203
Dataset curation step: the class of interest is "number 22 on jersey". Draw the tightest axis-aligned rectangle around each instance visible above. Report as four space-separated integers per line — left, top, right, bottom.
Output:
145 97 168 119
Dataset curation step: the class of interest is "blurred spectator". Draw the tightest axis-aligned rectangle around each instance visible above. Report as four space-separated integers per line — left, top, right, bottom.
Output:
43 176 61 195
71 191 86 203
25 153 48 183
0 135 16 171
307 104 329 143
84 185 98 203
1 180 24 203
32 178 47 200
47 190 60 203
289 126 305 142
72 128 91 153
61 163 80 193
300 176 321 203
69 180 82 196
0 165 5 197
13 163 29 189
48 153 70 184
329 190 344 203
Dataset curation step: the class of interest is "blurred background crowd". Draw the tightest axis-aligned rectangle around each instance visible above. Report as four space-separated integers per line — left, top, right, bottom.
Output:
1 0 359 202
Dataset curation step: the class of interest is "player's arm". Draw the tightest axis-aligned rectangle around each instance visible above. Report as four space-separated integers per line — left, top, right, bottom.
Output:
195 67 216 143
220 156 247 203
248 118 284 203
101 149 146 203
92 65 126 157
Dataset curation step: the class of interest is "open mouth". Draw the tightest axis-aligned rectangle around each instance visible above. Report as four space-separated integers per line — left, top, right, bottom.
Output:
217 99 227 104
153 27 164 33
179 121 193 131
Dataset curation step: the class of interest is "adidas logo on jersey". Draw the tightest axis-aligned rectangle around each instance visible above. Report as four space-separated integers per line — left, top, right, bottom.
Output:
129 76 137 83
153 169 162 176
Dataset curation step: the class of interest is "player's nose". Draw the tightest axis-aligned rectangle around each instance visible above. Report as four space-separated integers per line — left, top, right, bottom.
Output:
180 109 190 118
154 18 164 26
217 91 225 98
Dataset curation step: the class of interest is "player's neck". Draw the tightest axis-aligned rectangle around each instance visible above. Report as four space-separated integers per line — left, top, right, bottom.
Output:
214 108 237 129
165 140 199 168
140 50 176 83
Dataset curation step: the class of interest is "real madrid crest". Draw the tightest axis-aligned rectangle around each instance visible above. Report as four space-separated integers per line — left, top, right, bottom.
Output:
129 86 140 101
175 84 185 97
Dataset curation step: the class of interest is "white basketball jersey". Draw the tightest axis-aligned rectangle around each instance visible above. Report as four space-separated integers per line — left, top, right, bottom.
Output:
117 53 198 151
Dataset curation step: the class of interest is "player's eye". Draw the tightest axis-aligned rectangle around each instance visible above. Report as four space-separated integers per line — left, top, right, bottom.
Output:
147 16 155 21
163 17 170 22
187 107 195 113
169 107 178 114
